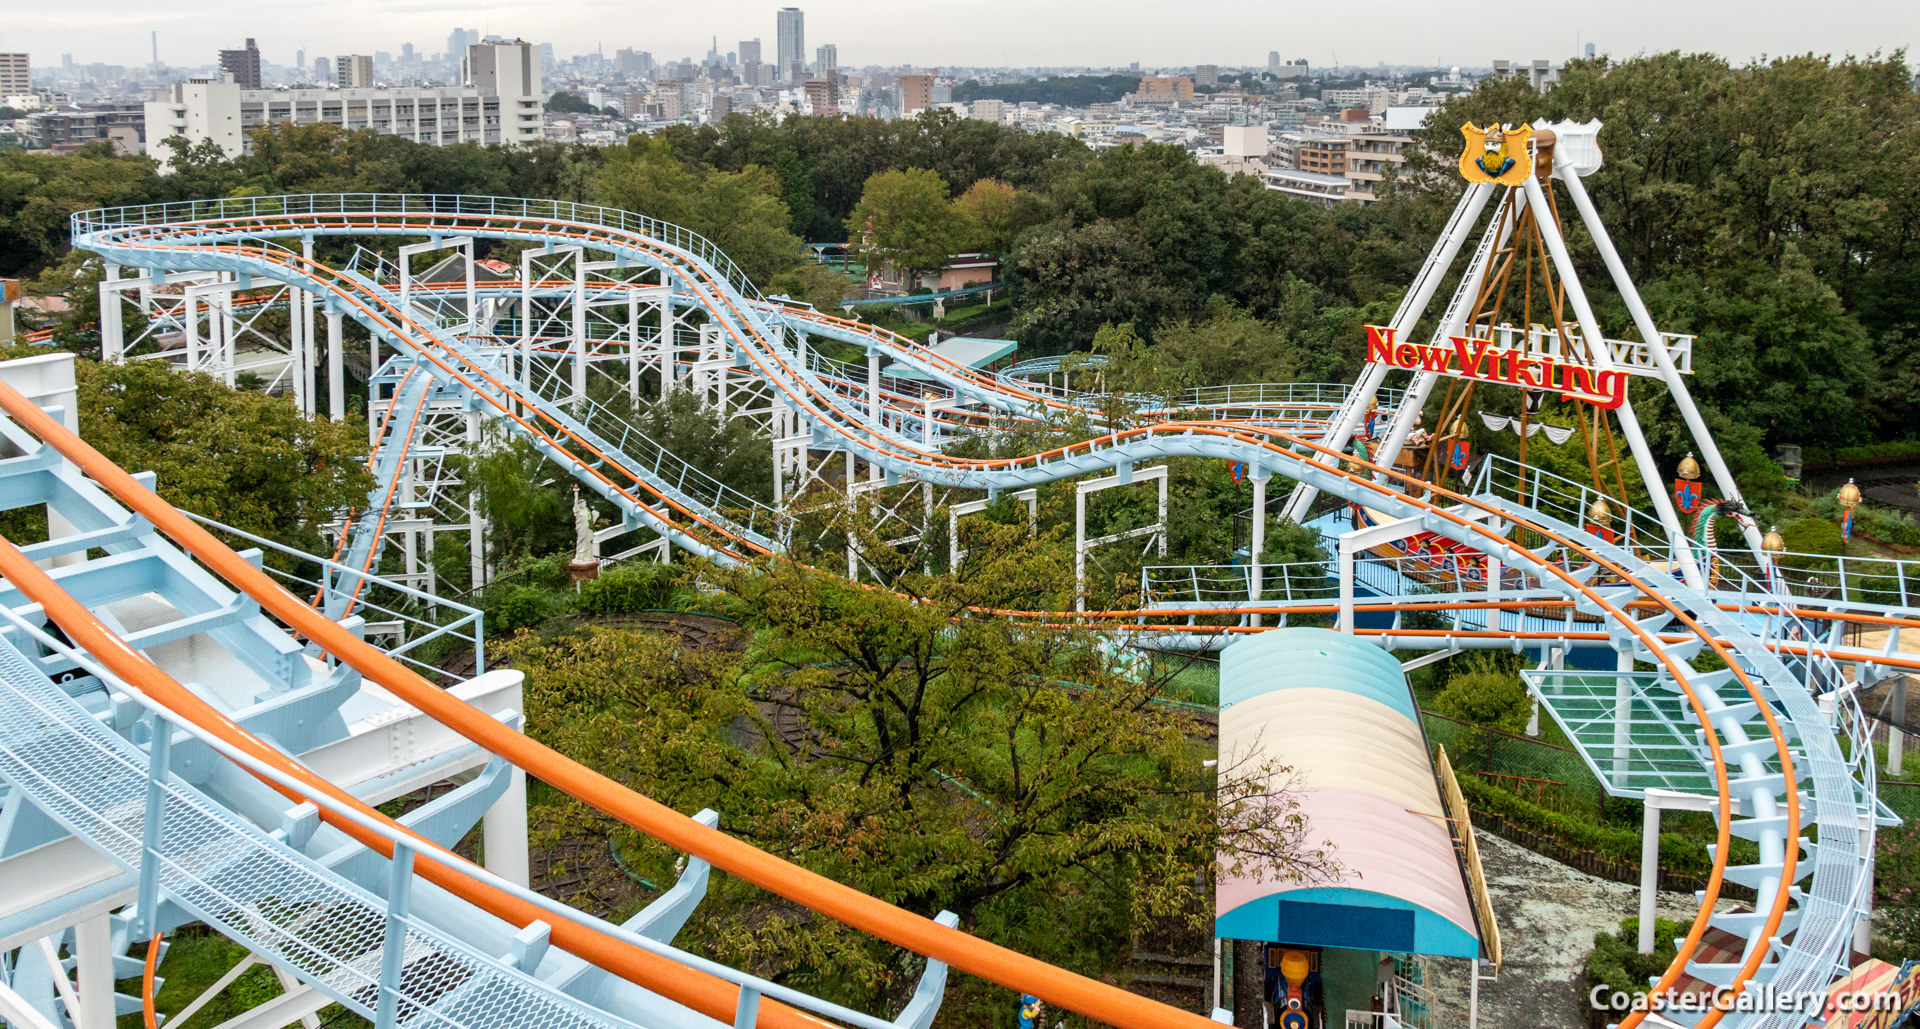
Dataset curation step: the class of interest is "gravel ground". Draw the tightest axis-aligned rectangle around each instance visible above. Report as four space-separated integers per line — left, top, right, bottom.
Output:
1419 830 1723 1028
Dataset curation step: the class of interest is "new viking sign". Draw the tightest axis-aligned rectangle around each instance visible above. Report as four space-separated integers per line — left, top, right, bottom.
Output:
1364 325 1629 409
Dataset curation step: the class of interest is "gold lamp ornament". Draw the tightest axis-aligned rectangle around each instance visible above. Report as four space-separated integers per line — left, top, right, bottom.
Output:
1838 479 1863 541
1588 495 1613 525
1676 452 1702 481
1761 525 1786 554
1838 479 1863 509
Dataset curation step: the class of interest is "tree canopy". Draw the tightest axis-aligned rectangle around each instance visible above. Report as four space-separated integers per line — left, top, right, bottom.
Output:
844 167 968 276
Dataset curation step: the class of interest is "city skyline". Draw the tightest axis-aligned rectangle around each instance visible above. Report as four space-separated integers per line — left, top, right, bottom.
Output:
6 0 1915 74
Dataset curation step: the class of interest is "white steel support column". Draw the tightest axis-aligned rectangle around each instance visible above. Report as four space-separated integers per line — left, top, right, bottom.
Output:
1890 677 1908 776
287 280 305 415
74 912 112 1029
950 488 1037 569
466 408 488 592
302 238 317 417
484 763 530 890
627 295 641 402
479 688 529 888
1337 513 1422 633
518 248 535 388
326 311 345 421
1074 464 1169 612
1521 174 1704 590
867 350 882 422
184 293 200 373
1639 793 1662 953
221 285 237 386
571 250 587 402
97 266 123 364
1612 647 1634 783
1557 166 1767 560
1248 470 1268 627
1282 182 1497 522
659 285 678 396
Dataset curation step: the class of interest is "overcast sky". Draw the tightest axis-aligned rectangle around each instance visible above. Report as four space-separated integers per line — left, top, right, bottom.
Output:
11 0 1917 72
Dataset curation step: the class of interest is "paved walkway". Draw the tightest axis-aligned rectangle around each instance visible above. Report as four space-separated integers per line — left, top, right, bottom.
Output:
1420 829 1715 1028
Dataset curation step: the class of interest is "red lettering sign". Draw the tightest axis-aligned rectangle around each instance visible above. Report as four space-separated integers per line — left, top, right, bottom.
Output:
1364 324 1627 409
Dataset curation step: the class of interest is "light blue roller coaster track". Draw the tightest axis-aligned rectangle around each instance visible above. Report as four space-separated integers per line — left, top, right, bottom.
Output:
0 192 1885 1029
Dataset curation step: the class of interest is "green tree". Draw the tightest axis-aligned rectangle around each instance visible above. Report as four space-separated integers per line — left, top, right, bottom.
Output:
952 177 1024 253
844 167 966 282
76 358 373 553
0 142 159 273
544 91 595 114
1433 657 1532 733
591 136 803 283
504 522 1339 1012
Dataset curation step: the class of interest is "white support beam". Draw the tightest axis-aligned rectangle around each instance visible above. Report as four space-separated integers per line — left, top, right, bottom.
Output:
74 912 113 1029
326 311 345 422
1337 514 1423 633
1075 464 1169 612
949 488 1037 568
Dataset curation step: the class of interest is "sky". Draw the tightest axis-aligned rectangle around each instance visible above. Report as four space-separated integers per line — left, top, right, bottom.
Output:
10 0 1918 72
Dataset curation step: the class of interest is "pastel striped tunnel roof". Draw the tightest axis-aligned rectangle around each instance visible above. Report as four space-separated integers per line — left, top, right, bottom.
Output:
1215 628 1482 959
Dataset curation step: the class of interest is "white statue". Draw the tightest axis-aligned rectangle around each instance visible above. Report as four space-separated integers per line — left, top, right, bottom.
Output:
572 487 595 565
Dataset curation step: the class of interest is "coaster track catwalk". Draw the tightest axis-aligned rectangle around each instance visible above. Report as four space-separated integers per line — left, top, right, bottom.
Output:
0 187 1885 1029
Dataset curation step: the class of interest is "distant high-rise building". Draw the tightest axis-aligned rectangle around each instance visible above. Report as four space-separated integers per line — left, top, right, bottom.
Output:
336 54 374 88
1584 42 1596 59
151 32 159 66
1128 61 1140 74
616 49 652 76
775 7 804 82
803 76 837 115
899 73 932 115
0 53 31 96
295 49 305 72
312 57 332 83
815 44 837 74
711 94 732 119
218 38 262 89
739 39 763 87
448 28 477 61
1268 51 1280 73
1195 64 1218 85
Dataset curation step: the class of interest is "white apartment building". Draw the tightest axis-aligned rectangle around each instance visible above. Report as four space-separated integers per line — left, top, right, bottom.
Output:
147 41 541 173
1322 87 1390 114
462 40 543 143
144 78 245 167
970 98 1005 123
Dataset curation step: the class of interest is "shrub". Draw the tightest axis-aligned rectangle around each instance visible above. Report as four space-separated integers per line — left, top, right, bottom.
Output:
494 585 561 633
1779 517 1844 570
579 561 679 615
1586 916 1688 1024
1456 775 1714 876
1434 663 1532 733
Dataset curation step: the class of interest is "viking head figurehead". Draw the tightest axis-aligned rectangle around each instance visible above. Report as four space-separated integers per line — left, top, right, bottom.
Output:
1483 123 1506 154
